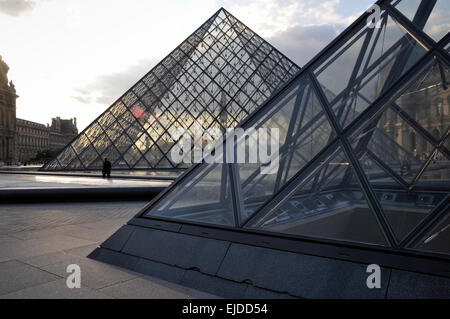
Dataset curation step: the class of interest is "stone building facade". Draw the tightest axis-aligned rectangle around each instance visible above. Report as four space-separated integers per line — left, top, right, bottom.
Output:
0 56 18 164
380 64 450 157
49 117 78 151
15 118 50 163
0 56 78 164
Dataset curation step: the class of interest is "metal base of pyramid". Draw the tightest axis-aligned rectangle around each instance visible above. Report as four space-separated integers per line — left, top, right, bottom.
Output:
89 217 450 299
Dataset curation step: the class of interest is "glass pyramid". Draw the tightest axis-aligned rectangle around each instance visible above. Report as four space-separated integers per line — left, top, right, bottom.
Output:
139 0 449 256
41 8 300 171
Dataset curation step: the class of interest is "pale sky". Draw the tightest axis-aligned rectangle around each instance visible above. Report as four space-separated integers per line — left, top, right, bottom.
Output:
1 0 375 131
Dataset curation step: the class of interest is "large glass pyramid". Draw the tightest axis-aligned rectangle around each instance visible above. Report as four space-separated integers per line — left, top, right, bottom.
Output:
139 0 450 256
42 8 300 171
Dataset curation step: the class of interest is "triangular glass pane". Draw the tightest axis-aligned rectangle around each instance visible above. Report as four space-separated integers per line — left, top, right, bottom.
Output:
354 150 443 240
55 146 77 168
143 163 235 226
43 159 62 170
353 106 432 184
393 0 450 42
237 75 336 222
67 156 84 170
356 153 400 187
395 59 449 141
134 157 151 169
314 11 427 129
246 145 387 246
415 214 450 255
123 145 142 168
78 144 100 168
351 113 448 240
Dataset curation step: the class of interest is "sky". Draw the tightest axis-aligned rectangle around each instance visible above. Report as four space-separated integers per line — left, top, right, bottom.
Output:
1 0 376 131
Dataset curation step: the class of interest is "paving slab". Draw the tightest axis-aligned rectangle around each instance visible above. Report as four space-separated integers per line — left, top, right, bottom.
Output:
0 234 95 259
38 255 141 290
0 279 114 299
64 244 100 257
0 261 60 296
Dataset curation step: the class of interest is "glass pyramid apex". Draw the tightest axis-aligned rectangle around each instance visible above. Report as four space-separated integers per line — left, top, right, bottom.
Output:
41 8 300 171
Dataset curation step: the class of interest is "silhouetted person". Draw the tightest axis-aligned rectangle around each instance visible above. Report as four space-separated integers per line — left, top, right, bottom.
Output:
102 158 112 178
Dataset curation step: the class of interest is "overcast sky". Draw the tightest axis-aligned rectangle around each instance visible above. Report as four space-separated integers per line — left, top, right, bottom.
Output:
1 0 375 131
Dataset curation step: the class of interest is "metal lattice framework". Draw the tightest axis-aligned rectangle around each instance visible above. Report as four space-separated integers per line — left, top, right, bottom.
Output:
139 0 450 258
41 8 300 171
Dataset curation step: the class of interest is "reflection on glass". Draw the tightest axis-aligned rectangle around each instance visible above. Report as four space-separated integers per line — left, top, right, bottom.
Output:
314 10 426 129
417 150 450 184
393 0 450 42
348 55 449 240
246 145 387 246
238 76 335 222
395 60 449 142
352 107 431 185
145 163 235 226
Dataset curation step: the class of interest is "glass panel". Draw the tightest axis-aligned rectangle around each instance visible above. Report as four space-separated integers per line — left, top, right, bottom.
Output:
350 104 447 240
67 157 84 170
113 133 133 155
393 0 450 42
237 76 336 222
123 144 142 167
43 160 61 170
71 134 91 156
56 146 78 168
314 10 426 129
92 132 112 155
84 123 104 142
395 59 449 141
246 145 387 246
77 144 100 168
144 163 235 226
353 106 432 184
415 213 450 254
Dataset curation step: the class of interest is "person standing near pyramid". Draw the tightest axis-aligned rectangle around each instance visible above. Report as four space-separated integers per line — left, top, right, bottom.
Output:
102 158 112 178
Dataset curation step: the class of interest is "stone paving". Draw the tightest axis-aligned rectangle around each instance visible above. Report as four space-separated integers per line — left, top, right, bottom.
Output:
0 201 217 299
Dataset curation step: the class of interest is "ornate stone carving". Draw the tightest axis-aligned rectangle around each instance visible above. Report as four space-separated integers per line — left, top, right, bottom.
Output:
0 55 10 88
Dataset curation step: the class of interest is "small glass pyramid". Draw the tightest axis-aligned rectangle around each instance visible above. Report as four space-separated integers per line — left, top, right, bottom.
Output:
139 0 449 256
